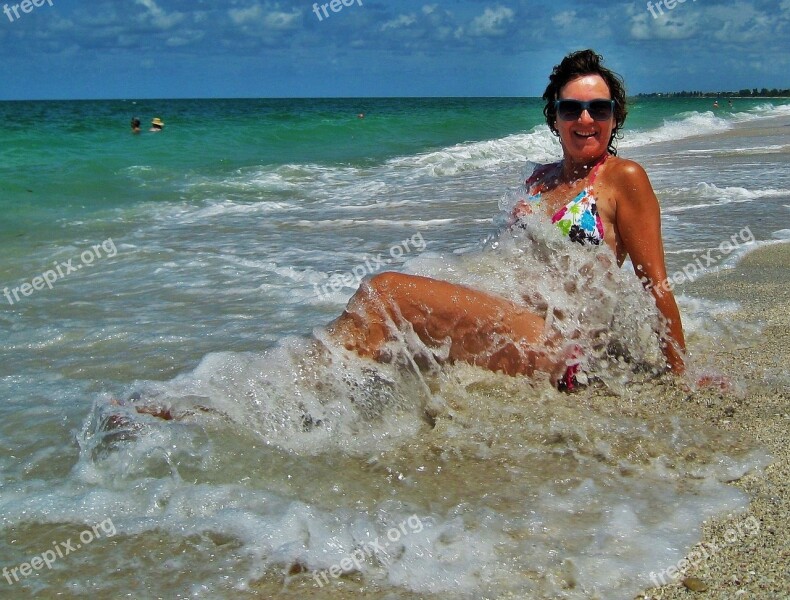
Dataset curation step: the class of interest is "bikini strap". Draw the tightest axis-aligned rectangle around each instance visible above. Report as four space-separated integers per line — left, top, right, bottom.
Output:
587 153 609 185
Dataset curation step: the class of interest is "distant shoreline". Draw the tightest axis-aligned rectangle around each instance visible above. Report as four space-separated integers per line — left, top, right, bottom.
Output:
635 93 790 99
0 93 789 103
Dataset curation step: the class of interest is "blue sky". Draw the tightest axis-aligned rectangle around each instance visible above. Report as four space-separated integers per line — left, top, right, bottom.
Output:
0 0 787 99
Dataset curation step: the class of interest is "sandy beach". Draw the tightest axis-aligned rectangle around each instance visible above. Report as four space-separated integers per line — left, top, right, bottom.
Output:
637 240 789 599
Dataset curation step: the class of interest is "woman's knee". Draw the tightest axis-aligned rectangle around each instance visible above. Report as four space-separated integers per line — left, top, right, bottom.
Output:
364 271 417 298
343 272 405 319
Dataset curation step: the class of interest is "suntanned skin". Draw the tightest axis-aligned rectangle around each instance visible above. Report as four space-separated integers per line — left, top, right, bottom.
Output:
599 159 686 373
327 272 565 380
329 73 686 378
521 74 685 373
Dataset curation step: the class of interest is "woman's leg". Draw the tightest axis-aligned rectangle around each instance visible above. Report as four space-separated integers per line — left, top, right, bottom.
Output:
326 272 562 378
122 273 563 425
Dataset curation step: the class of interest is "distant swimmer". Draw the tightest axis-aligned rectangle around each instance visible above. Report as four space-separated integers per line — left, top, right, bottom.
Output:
150 117 165 132
712 100 719 108
357 113 365 119
131 117 141 134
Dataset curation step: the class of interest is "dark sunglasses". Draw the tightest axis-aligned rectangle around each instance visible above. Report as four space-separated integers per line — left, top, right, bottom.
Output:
554 99 615 121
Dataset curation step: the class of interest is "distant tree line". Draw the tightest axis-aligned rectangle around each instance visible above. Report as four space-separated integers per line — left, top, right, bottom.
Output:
636 89 790 98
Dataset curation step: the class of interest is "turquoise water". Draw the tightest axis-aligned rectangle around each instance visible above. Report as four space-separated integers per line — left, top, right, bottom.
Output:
0 96 767 237
0 97 788 599
0 95 778 264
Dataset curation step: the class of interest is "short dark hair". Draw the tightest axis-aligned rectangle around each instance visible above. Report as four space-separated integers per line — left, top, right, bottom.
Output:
542 49 628 155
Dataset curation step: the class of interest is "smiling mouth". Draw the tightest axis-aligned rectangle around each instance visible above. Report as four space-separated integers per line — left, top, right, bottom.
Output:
574 131 597 138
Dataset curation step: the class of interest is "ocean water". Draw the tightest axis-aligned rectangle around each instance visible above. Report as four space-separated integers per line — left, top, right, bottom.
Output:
1 97 788 598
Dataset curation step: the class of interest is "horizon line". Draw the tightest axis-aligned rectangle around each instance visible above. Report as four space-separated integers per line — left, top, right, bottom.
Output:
1 91 789 102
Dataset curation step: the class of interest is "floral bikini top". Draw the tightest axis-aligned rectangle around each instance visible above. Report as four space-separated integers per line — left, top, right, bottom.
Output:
514 154 608 245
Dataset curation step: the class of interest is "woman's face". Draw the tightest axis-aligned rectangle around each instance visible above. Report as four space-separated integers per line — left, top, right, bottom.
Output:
555 74 614 164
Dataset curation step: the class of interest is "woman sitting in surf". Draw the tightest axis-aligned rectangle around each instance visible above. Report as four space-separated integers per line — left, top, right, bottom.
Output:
123 49 686 424
325 49 686 387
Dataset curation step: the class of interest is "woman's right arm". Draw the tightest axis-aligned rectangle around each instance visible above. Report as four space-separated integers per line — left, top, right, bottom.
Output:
610 160 686 374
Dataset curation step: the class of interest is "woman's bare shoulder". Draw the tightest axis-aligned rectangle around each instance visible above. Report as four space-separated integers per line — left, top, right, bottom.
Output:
603 156 652 184
600 156 658 207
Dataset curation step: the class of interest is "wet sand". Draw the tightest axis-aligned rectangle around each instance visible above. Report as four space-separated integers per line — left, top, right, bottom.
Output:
639 241 790 599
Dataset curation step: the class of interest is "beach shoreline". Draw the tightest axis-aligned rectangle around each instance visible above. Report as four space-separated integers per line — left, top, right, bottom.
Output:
638 241 789 599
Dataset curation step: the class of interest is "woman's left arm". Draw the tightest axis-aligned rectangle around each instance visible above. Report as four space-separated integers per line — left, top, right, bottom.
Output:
610 160 686 374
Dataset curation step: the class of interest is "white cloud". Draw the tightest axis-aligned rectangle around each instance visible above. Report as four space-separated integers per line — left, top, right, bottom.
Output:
264 10 301 30
552 11 577 28
135 0 183 29
229 4 300 31
229 5 262 26
629 13 652 40
166 31 205 47
706 3 776 43
469 6 515 37
629 7 699 40
382 14 418 31
630 0 783 43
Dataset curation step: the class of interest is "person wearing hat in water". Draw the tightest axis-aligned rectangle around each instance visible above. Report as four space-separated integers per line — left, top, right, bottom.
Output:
150 117 164 132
